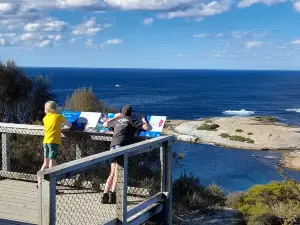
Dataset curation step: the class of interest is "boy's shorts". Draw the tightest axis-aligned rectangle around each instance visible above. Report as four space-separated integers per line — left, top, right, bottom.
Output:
43 144 59 159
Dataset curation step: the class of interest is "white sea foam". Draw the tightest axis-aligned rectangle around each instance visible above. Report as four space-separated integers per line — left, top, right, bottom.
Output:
115 84 120 87
223 109 255 116
286 108 300 113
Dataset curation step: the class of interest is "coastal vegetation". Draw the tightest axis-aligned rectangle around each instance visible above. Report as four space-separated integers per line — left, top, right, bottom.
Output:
219 133 255 144
197 123 220 131
236 129 244 133
254 116 279 123
233 181 300 225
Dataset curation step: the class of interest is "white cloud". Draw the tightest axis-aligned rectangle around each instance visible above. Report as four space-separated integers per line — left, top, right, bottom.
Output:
37 40 51 48
85 38 94 47
238 0 287 8
23 18 68 32
0 38 5 46
294 2 300 12
193 33 209 38
69 38 77 43
158 0 232 19
231 31 250 39
105 39 122 45
216 33 224 38
72 17 102 36
20 32 44 41
292 40 300 45
142 18 154 25
24 23 40 32
48 34 63 41
245 41 263 49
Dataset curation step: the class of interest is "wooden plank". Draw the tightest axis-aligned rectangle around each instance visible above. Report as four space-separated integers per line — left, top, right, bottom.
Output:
127 203 163 225
2 133 11 171
39 135 173 181
116 154 128 224
127 193 164 218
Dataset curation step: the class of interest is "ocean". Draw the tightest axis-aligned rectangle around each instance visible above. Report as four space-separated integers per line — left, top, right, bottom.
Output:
25 67 300 193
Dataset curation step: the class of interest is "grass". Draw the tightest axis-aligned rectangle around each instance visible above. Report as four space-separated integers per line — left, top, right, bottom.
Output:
220 133 230 138
248 132 254 135
254 116 279 123
219 133 255 144
235 129 244 133
197 123 220 131
230 135 255 144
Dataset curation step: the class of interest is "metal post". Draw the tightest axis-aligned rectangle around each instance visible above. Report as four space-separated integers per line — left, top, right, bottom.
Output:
2 133 11 171
116 153 128 225
38 172 56 225
160 141 173 225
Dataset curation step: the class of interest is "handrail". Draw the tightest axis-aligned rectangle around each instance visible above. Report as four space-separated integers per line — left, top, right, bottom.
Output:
38 135 174 181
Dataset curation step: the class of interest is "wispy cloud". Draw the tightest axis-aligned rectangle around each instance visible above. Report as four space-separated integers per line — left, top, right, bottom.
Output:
105 39 122 45
292 40 300 45
238 0 287 8
142 18 154 25
157 0 232 19
245 41 263 49
72 17 102 36
294 2 300 12
193 33 209 38
0 38 6 46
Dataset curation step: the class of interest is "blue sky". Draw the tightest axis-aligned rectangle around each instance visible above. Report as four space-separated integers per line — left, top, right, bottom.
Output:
0 0 300 70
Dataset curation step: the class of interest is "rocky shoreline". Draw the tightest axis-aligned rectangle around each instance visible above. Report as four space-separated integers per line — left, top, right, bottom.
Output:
163 116 300 171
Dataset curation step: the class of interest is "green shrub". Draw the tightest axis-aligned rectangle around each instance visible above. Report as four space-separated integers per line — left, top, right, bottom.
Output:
254 116 279 123
248 213 283 225
220 133 231 138
173 172 226 223
197 123 220 131
65 87 117 113
0 60 55 123
203 119 213 123
237 181 300 224
236 129 244 133
230 135 255 144
248 132 254 135
226 192 244 209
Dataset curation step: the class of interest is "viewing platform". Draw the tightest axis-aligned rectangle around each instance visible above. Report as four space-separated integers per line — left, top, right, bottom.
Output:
0 123 174 225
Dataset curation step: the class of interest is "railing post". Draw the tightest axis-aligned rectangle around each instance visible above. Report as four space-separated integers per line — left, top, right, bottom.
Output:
160 140 173 225
2 133 11 171
38 172 56 225
116 153 128 225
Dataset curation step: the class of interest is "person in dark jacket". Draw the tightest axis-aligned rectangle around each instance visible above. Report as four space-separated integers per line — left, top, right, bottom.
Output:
101 105 152 204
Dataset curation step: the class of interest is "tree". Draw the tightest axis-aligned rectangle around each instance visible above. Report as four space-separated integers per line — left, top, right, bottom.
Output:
65 87 117 113
0 60 55 123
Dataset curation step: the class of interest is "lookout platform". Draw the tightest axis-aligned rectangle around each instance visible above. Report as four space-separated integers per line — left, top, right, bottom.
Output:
0 123 174 225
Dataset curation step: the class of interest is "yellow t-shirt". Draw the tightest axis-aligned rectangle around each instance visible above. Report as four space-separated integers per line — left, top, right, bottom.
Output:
43 113 66 145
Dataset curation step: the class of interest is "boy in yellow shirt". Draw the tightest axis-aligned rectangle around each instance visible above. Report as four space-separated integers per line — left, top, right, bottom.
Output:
41 101 71 170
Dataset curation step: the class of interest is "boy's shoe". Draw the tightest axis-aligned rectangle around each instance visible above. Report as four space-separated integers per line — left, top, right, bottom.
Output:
109 192 116 204
101 193 110 204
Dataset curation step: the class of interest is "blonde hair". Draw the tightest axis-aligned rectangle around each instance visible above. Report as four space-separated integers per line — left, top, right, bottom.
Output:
45 101 59 114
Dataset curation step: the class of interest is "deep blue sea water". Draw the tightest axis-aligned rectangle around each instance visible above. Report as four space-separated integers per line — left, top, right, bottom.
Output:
25 67 300 193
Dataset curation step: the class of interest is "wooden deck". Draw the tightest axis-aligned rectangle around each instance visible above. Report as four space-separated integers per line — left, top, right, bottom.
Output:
0 179 146 225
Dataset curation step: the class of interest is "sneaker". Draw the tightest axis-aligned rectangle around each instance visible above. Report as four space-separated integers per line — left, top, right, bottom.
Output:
109 192 116 204
101 193 110 204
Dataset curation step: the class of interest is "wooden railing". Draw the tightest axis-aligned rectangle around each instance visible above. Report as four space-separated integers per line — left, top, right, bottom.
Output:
0 123 175 225
38 135 174 225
